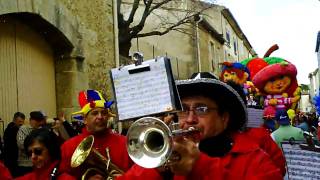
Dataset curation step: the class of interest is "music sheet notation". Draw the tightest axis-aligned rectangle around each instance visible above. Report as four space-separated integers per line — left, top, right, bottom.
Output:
111 57 174 121
282 142 320 179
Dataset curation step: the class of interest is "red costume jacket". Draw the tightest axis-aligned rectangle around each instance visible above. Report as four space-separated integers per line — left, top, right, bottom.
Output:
244 127 286 176
173 132 282 180
59 128 161 179
15 161 75 180
0 161 12 180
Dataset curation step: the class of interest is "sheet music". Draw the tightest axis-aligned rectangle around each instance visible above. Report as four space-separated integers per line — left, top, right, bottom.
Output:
282 142 320 179
111 57 174 120
247 108 263 128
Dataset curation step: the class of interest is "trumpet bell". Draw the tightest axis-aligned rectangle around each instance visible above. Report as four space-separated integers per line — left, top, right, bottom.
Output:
127 117 173 168
70 135 124 179
71 135 94 168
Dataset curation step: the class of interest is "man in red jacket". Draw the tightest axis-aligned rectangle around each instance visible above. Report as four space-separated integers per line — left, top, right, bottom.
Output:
59 90 161 179
167 72 282 179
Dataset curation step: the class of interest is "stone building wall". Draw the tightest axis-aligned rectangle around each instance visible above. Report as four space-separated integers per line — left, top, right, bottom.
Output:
58 0 115 97
0 0 116 119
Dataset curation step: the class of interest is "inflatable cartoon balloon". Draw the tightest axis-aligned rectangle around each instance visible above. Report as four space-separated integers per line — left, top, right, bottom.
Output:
252 60 301 112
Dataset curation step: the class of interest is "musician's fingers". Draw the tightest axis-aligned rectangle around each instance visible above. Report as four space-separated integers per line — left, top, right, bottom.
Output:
173 135 185 142
169 139 200 175
173 138 194 153
184 131 201 143
163 114 175 125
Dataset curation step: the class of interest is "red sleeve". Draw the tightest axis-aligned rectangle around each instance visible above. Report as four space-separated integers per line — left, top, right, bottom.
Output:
116 164 162 180
246 128 286 176
58 173 77 180
244 149 283 180
59 139 81 177
260 134 286 176
0 162 12 180
59 142 71 174
186 153 223 180
175 150 282 180
112 134 134 171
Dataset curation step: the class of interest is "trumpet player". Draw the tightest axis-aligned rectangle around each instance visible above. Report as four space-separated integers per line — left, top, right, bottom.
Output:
59 90 162 179
165 72 282 179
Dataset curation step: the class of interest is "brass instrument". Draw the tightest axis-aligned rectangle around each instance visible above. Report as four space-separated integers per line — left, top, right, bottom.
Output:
127 117 199 168
71 135 124 180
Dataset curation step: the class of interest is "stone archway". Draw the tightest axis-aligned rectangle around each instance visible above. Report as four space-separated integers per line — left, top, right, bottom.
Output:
0 0 88 122
0 0 83 56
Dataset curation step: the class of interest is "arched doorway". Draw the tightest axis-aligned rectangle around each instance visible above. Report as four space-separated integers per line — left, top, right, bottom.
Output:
0 16 56 132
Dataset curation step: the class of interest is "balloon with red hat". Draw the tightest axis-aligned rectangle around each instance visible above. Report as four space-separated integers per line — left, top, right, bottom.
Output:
242 45 301 116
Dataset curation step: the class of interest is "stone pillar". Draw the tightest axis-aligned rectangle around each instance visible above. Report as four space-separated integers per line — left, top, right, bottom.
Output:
55 52 88 120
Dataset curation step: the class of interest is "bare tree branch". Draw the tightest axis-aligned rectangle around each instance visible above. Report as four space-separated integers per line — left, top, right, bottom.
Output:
117 0 216 57
117 0 122 16
135 12 195 38
129 0 153 36
173 28 193 36
129 0 177 36
135 4 212 38
149 0 172 13
126 0 141 24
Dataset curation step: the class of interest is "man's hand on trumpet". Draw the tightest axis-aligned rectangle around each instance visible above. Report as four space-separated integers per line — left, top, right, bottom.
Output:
168 136 200 175
161 114 201 175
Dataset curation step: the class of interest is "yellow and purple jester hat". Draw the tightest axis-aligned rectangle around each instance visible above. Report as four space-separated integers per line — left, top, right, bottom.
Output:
72 89 115 117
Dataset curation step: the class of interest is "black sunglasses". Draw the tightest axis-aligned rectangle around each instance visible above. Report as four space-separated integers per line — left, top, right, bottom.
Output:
27 148 44 157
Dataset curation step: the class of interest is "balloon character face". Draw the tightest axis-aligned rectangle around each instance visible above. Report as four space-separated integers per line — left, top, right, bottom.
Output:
223 71 237 81
222 70 247 84
263 75 291 94
220 62 249 85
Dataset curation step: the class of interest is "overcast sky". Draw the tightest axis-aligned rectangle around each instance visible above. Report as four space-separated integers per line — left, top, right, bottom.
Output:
215 0 320 84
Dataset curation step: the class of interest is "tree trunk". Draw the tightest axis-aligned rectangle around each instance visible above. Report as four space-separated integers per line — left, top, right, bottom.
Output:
119 40 132 64
119 40 131 57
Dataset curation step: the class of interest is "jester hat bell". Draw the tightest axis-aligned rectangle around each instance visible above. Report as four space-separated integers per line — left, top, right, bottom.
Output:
72 90 114 116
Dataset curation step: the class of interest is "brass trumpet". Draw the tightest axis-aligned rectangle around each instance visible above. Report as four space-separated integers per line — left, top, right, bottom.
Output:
126 117 199 168
71 135 124 180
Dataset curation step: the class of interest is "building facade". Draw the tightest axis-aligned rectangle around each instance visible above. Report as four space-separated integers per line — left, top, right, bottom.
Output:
306 31 320 113
309 32 320 99
0 0 116 135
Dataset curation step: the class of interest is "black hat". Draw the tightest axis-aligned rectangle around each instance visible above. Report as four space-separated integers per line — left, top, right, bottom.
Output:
190 72 218 79
30 111 46 121
176 72 247 131
275 109 290 125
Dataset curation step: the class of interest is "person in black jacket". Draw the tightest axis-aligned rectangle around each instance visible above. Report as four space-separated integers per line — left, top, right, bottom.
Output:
49 112 78 141
3 112 25 177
